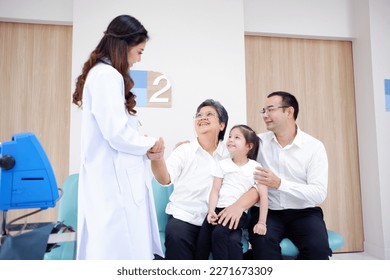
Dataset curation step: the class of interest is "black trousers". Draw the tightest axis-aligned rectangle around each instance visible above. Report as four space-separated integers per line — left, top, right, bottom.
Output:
248 206 331 260
196 208 248 260
164 216 201 260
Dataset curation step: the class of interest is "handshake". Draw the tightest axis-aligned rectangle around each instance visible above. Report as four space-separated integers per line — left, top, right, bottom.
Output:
147 137 165 161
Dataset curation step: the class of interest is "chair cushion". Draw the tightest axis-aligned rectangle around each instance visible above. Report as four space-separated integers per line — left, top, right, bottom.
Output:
44 174 79 260
280 230 345 257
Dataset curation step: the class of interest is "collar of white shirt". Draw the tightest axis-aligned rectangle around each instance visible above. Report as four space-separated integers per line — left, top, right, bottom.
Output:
270 126 304 149
190 138 227 157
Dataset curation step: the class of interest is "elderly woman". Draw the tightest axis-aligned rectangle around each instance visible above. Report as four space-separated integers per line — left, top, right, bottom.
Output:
150 99 259 260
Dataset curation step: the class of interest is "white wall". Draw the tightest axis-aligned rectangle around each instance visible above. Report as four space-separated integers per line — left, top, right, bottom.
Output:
2 0 389 259
352 0 383 258
0 0 72 25
70 0 247 175
244 0 355 39
358 0 390 258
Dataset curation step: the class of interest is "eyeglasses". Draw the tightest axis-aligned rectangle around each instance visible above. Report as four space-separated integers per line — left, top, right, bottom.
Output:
194 111 217 119
260 105 290 115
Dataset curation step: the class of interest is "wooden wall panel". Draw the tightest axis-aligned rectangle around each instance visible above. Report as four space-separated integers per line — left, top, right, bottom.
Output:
245 36 363 252
0 22 72 226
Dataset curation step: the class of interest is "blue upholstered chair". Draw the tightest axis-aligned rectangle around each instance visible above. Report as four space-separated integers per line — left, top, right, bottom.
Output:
279 230 345 258
44 173 79 260
151 178 345 258
152 178 174 254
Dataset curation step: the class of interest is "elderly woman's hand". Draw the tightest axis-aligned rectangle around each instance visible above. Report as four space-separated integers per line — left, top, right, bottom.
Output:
147 137 165 160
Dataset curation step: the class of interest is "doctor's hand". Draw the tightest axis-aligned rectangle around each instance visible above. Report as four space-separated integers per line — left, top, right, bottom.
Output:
254 166 281 189
147 137 165 160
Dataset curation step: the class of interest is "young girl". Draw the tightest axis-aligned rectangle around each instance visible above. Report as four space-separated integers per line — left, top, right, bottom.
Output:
196 124 268 260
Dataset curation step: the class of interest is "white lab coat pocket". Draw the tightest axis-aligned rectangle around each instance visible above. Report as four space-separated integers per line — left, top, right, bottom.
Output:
125 164 146 206
113 160 125 195
113 155 146 206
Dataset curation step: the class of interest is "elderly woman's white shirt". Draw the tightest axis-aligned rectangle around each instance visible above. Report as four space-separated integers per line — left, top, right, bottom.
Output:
164 139 229 226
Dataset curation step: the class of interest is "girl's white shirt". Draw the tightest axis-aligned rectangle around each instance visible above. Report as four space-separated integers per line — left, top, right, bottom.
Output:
213 158 261 209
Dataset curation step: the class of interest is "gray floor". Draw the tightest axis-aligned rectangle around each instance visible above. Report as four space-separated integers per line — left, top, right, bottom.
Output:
330 252 379 260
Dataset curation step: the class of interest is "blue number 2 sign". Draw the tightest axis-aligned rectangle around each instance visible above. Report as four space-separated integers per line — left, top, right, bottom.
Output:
130 70 172 108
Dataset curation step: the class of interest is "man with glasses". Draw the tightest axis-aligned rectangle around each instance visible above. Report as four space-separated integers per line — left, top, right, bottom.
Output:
249 91 331 260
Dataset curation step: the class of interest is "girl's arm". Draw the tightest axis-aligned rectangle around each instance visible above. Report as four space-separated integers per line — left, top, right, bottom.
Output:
258 184 268 224
253 184 268 235
208 177 223 224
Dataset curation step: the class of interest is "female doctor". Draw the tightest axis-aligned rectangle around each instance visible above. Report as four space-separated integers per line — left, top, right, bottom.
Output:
72 15 164 260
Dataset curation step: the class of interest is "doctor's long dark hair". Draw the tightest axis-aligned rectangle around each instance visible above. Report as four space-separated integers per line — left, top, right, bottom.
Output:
72 15 148 115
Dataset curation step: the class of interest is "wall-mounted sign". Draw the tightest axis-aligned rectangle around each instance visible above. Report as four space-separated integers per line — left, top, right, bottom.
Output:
385 79 390 112
130 70 172 108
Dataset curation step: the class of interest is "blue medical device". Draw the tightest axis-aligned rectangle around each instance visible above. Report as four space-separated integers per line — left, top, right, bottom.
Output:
0 132 59 211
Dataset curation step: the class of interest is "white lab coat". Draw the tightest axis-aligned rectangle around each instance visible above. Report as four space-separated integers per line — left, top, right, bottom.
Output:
76 62 163 260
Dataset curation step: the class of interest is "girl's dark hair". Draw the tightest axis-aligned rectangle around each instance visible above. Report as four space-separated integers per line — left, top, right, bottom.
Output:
196 99 229 141
231 124 260 160
72 15 148 115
